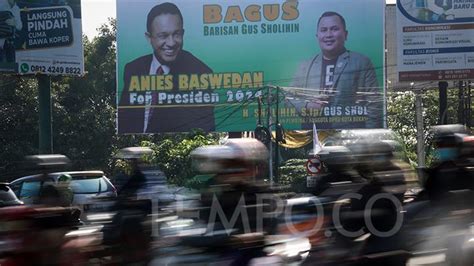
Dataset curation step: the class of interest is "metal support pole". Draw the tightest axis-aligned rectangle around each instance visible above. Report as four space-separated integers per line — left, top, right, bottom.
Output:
274 86 279 184
267 86 273 185
415 90 425 168
38 75 52 154
438 81 448 125
458 81 464 125
468 81 472 128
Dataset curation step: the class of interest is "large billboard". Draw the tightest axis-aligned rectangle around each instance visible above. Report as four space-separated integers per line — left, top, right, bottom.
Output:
397 0 474 81
0 0 83 75
117 0 384 133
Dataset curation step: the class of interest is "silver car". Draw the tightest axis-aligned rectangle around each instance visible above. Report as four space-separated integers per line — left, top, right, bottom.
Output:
10 171 117 212
0 183 23 207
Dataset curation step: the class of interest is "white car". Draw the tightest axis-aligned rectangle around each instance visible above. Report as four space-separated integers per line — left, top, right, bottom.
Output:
10 171 117 213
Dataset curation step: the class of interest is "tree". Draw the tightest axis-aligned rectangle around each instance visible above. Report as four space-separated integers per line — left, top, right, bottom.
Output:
0 76 39 171
279 158 308 192
387 88 463 167
0 20 121 178
142 131 222 185
0 18 223 184
52 19 118 171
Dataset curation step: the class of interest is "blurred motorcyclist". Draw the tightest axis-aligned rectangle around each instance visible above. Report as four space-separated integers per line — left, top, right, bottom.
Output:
400 126 474 265
108 147 153 264
117 158 147 198
313 146 360 195
191 139 274 236
315 141 407 236
350 141 407 234
38 184 61 206
425 125 473 200
57 174 73 207
11 174 82 265
351 141 407 201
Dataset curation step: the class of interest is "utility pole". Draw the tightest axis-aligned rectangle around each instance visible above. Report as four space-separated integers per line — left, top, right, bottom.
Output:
38 75 52 154
439 81 448 125
414 84 425 169
468 81 472 128
458 81 464 125
274 86 280 184
267 86 273 185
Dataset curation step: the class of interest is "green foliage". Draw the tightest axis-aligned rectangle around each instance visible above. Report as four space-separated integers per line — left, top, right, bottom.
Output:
278 158 307 192
279 145 310 161
387 91 422 167
386 88 465 168
0 20 121 179
52 18 118 172
144 132 221 186
0 77 39 171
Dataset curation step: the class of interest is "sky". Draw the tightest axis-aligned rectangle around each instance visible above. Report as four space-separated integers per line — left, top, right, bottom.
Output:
81 0 116 39
81 0 396 39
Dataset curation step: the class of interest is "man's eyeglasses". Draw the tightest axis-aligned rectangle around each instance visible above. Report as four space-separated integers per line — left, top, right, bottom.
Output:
148 29 185 41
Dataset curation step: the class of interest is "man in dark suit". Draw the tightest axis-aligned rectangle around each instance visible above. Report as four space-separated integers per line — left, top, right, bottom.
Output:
118 2 214 133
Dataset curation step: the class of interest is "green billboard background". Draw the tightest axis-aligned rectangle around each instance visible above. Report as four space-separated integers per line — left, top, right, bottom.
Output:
117 0 384 133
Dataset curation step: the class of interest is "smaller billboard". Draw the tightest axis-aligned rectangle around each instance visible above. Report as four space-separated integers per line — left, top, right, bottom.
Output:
0 0 83 76
397 0 474 81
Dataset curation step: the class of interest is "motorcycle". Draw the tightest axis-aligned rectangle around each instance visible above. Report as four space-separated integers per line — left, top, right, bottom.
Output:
0 205 94 265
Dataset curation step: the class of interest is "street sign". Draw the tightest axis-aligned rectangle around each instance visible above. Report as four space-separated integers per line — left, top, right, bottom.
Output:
306 158 321 175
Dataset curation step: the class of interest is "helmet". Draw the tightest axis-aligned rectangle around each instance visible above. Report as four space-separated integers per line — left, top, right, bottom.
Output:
349 140 394 167
115 146 153 159
191 139 268 174
432 124 469 135
431 124 469 146
24 154 70 170
58 173 72 182
431 124 469 161
318 145 355 171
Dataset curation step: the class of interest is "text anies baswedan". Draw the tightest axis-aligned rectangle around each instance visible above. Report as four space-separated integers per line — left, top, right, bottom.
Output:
127 72 264 105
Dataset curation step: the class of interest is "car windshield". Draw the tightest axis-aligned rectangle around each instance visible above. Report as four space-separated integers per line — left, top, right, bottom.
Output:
70 177 108 194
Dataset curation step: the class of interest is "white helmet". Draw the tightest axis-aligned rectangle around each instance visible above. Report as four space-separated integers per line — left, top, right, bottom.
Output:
191 139 268 174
